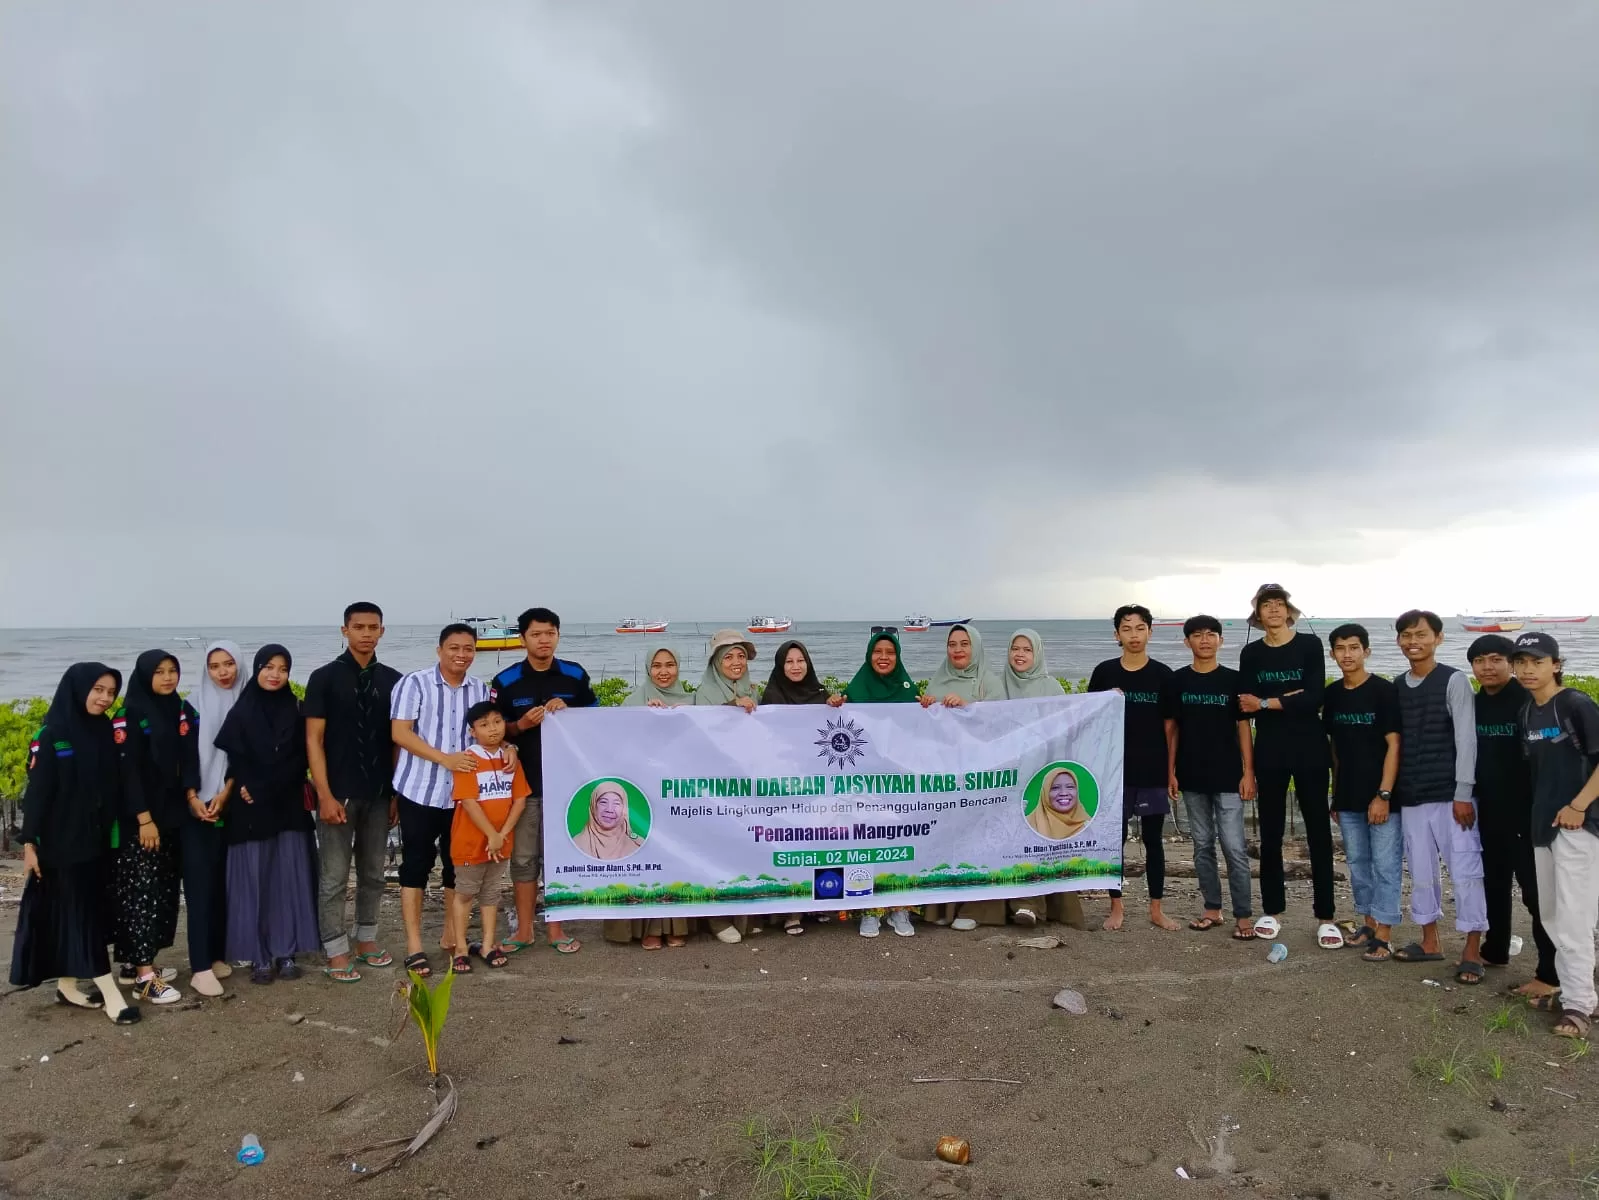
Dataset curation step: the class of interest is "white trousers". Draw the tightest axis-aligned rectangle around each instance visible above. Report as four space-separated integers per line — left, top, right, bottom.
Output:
1403 801 1488 932
1534 830 1599 1016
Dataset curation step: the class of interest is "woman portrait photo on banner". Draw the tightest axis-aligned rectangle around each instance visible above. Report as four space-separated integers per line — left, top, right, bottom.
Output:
574 781 644 861
1028 765 1092 841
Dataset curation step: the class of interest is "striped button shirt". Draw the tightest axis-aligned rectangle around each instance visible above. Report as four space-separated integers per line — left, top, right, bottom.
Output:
390 666 491 810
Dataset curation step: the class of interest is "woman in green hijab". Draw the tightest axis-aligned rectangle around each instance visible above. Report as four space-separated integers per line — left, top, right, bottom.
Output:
608 646 698 948
921 624 992 707
841 629 919 938
627 646 696 708
696 631 759 942
844 629 919 704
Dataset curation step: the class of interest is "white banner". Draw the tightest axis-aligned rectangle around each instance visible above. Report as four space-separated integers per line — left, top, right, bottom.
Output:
541 694 1125 919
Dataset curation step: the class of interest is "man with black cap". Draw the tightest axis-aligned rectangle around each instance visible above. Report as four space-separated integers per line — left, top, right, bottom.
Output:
1237 583 1340 945
1511 631 1599 1039
1470 633 1557 999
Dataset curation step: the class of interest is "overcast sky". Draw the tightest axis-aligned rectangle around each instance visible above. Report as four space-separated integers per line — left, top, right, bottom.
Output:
3 1 1597 628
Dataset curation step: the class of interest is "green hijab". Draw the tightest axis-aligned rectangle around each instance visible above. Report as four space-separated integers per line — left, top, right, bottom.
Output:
926 624 992 702
627 645 694 707
996 628 1064 699
845 631 919 703
695 645 759 706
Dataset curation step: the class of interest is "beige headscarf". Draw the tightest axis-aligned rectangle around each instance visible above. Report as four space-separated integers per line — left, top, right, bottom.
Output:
1027 767 1089 841
574 781 644 860
695 629 759 706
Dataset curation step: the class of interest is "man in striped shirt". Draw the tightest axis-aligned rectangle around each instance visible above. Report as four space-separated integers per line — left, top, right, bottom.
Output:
389 623 494 974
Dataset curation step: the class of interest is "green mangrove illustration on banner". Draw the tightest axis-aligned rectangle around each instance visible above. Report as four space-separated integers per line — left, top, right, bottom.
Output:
541 696 1126 917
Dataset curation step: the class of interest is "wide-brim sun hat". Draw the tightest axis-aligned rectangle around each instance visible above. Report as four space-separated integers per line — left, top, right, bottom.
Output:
1247 583 1302 630
707 628 758 662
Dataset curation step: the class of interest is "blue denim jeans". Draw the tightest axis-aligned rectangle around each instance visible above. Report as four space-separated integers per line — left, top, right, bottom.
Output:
1337 809 1405 927
1184 792 1252 919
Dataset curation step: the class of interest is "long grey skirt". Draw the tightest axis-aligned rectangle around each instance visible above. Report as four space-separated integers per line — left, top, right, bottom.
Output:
226 830 320 964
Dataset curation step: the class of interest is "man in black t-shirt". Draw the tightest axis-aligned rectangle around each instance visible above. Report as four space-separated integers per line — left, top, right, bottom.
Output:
1164 615 1255 938
1322 624 1400 961
305 602 402 982
490 606 598 956
1237 583 1338 940
1088 605 1177 934
1470 634 1557 999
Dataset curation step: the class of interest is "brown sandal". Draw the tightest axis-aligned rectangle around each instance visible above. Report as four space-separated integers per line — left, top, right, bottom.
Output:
1554 1011 1591 1039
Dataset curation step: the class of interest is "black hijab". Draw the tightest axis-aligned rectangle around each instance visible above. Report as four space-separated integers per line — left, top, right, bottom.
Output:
44 662 122 781
27 662 122 861
124 649 183 780
216 644 306 784
762 640 830 706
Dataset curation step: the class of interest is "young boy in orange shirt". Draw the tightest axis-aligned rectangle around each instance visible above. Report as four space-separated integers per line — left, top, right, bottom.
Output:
449 702 530 973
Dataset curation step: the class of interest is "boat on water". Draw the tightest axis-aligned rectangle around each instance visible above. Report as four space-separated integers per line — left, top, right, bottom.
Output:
1460 612 1526 634
615 618 669 635
1527 614 1592 625
462 616 520 651
747 616 793 634
931 617 974 627
902 615 932 632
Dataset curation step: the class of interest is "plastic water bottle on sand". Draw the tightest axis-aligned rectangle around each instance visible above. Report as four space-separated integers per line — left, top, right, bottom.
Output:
1509 935 1524 957
237 1134 265 1166
1267 943 1288 963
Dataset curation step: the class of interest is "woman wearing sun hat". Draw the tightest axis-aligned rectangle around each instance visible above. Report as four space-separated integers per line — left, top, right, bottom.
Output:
1237 583 1340 947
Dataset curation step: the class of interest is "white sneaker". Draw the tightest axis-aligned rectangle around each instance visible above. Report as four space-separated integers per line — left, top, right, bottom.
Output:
887 910 915 938
134 975 182 1005
714 924 743 945
951 918 978 931
1012 908 1038 926
858 915 881 938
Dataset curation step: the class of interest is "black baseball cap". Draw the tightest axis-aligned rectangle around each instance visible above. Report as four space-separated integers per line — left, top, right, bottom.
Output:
1510 631 1560 660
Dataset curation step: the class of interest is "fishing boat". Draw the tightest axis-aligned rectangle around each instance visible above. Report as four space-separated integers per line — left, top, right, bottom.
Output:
615 618 668 634
747 616 793 634
902 615 932 632
930 617 973 627
1527 613 1592 625
1460 612 1526 634
464 616 520 651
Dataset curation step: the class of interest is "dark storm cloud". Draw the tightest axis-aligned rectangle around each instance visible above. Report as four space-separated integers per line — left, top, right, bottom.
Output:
2 1 1596 625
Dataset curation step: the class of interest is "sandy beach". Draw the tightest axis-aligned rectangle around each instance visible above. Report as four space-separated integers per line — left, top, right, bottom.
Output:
0 832 1588 1200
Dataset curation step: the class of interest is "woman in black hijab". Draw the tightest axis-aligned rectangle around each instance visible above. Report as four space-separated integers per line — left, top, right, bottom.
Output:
10 663 139 1023
114 649 200 1005
214 645 320 984
757 641 842 934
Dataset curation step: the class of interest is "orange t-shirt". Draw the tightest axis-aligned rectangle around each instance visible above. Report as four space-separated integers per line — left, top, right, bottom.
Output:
450 744 531 866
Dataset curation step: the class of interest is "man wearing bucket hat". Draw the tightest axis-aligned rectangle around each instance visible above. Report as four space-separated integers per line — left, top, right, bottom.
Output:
1237 584 1341 947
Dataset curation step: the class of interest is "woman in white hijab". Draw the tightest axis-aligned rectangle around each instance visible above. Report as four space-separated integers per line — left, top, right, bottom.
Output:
183 641 244 996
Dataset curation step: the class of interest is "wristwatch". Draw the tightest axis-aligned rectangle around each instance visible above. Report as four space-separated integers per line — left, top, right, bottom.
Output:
1377 790 1392 802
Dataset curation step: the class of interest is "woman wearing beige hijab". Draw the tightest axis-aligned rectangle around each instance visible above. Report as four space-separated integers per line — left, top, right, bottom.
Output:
606 654 698 948
696 631 759 941
1029 767 1091 841
575 782 644 860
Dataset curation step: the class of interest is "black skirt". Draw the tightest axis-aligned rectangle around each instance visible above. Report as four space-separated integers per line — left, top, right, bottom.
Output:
9 859 113 986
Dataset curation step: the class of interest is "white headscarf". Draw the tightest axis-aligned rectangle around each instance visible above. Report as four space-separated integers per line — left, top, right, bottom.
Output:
194 639 245 799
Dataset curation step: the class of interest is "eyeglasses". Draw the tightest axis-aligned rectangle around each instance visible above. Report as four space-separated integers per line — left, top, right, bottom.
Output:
870 626 899 634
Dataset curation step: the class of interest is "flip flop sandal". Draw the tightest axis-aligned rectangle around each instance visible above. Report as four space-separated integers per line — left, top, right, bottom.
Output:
1454 961 1486 985
1231 925 1256 940
1189 916 1224 931
1317 922 1346 950
1527 993 1564 1012
641 936 664 950
549 937 581 955
450 955 472 974
322 964 362 983
354 949 393 968
1391 942 1445 963
402 952 432 978
1362 938 1393 962
666 937 688 948
785 920 805 936
501 938 537 954
482 946 510 969
1344 927 1376 949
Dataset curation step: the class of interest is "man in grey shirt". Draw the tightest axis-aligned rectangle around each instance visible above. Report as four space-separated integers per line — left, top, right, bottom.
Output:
1388 609 1488 984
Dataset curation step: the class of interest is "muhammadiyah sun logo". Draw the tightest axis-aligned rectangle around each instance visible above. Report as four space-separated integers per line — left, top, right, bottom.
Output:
567 777 652 862
814 715 869 769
